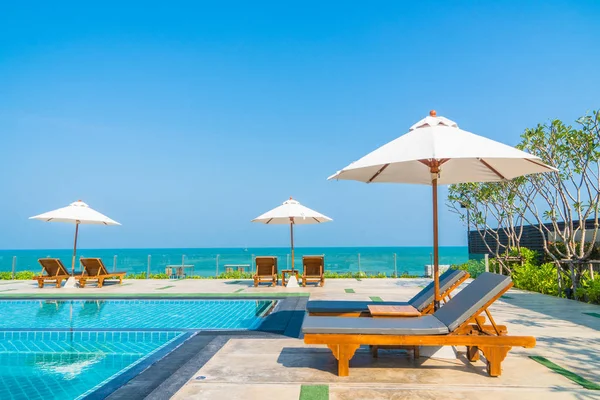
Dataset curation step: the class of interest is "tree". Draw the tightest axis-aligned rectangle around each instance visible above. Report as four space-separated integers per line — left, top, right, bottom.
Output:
447 110 600 295
448 179 530 275
517 111 600 294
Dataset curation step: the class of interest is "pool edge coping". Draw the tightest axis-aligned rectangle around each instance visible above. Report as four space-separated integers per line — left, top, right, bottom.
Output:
0 292 310 300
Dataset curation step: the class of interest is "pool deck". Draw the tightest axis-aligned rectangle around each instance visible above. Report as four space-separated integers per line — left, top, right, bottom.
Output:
1 277 600 399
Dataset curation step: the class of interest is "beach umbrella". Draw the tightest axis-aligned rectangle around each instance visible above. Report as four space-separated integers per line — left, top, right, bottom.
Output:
252 197 332 270
30 200 121 275
329 110 556 309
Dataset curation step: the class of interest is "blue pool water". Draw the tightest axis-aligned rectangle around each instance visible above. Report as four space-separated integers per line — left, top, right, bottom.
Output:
0 331 185 400
0 300 275 399
0 299 275 330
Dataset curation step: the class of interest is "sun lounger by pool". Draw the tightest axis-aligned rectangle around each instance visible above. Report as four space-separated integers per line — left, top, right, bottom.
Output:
302 255 325 287
306 268 469 316
253 256 278 287
76 258 126 288
33 259 71 288
302 272 534 377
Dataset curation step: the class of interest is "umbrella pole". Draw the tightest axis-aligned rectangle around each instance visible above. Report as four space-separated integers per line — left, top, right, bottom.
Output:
432 175 440 310
71 222 80 276
290 221 295 271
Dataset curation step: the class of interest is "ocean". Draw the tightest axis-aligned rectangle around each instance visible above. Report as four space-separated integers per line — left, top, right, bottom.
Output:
0 247 468 277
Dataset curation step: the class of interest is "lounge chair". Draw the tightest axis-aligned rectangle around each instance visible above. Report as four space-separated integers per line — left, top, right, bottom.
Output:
302 255 325 287
33 258 71 288
302 272 535 377
306 268 469 316
253 256 278 287
76 258 126 288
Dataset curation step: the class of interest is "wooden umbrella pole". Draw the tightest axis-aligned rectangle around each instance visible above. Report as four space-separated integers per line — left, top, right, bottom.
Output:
290 219 295 271
71 221 80 276
431 164 441 310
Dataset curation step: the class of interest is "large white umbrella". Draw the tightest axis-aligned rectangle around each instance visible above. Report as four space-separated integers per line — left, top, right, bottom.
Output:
329 111 556 309
30 200 121 274
252 197 332 270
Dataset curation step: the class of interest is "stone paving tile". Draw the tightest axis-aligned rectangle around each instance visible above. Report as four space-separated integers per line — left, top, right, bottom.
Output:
173 383 301 400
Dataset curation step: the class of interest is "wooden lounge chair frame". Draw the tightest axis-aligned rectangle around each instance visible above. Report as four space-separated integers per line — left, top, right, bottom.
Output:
76 258 126 288
302 255 325 287
309 271 470 317
304 280 535 377
33 258 71 288
253 256 278 287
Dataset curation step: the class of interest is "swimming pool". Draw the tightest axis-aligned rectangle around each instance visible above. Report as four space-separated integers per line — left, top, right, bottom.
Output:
0 299 276 330
0 331 186 400
0 299 276 399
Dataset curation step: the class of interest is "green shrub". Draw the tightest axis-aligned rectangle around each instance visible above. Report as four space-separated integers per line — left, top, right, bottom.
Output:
323 271 353 278
508 247 538 264
576 276 600 304
353 271 367 279
451 259 486 278
0 272 13 280
217 271 253 279
15 271 35 280
149 273 170 279
512 262 570 296
125 272 147 279
400 273 420 278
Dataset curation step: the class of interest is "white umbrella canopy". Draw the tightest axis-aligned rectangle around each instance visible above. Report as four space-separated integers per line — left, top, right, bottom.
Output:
30 200 121 274
30 200 121 225
329 111 556 308
252 198 332 225
252 198 332 269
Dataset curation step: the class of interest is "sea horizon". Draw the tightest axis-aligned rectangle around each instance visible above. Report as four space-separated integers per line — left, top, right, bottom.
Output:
0 246 469 277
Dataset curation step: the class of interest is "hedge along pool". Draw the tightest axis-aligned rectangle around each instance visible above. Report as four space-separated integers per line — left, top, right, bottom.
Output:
0 299 277 399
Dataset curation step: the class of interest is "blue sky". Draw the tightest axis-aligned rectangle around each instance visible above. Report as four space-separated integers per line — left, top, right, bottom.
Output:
1 1 599 249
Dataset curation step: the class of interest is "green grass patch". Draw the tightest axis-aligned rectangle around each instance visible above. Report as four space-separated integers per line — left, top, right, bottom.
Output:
156 285 175 290
530 356 600 390
300 384 329 400
234 288 245 293
344 288 355 293
369 296 383 302
501 295 513 299
583 312 600 318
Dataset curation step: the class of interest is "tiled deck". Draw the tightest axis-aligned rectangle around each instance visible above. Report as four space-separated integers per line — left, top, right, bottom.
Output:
1 278 599 399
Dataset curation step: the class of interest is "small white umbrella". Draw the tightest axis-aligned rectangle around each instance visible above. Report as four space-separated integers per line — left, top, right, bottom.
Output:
329 111 556 308
30 200 120 274
252 197 332 270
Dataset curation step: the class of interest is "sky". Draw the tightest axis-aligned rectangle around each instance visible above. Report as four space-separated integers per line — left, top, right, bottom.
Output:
1 0 599 250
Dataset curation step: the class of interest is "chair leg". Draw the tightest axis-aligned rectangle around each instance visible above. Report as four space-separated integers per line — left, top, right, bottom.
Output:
480 346 511 377
79 279 86 288
467 346 480 361
320 277 325 287
253 277 258 287
370 345 378 358
55 279 61 288
98 278 104 288
119 276 123 284
327 344 359 377
38 280 44 288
